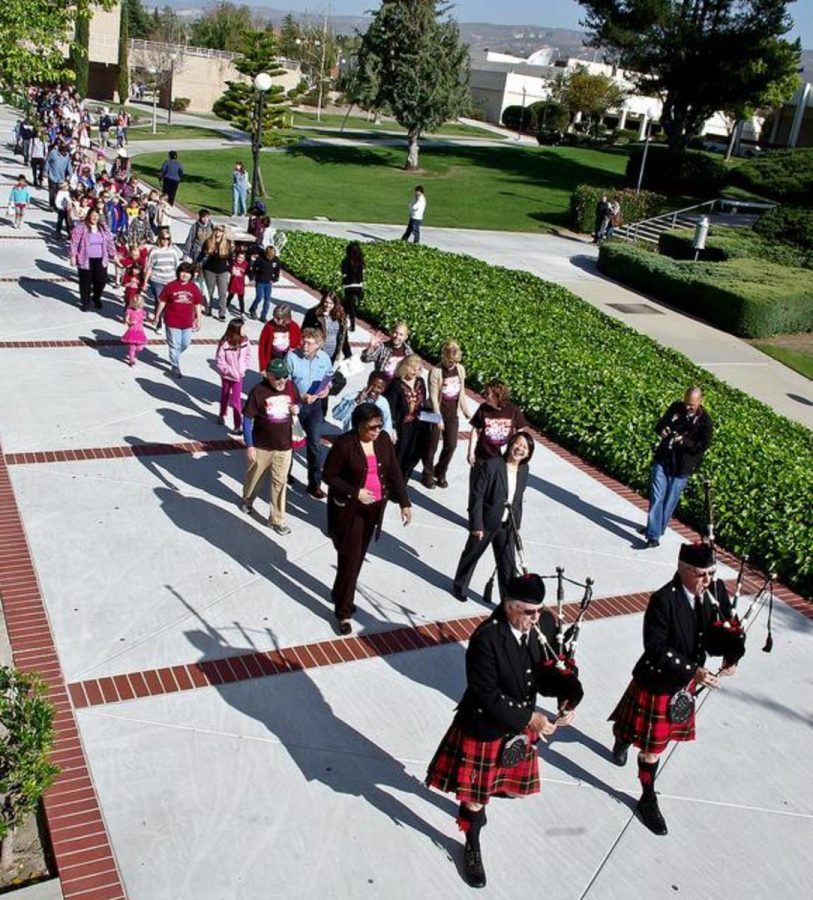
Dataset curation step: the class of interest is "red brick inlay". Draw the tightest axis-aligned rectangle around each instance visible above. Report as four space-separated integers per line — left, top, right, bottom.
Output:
4 438 243 466
0 444 126 899
0 337 220 349
66 590 655 710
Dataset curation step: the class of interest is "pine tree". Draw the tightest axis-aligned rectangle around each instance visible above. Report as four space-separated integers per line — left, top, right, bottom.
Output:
71 1 90 96
356 1 470 170
118 0 130 104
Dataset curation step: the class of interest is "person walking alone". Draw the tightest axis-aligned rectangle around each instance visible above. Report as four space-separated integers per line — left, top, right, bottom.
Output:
232 162 248 217
401 185 426 244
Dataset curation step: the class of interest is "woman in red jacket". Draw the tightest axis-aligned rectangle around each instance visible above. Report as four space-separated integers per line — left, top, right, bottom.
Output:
257 303 302 372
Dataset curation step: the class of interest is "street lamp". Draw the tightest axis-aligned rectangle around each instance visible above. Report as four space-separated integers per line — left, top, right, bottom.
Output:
148 67 158 135
636 106 659 194
250 72 273 210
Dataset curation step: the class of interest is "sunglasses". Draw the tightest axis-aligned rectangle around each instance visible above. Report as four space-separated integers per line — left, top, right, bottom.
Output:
364 422 383 431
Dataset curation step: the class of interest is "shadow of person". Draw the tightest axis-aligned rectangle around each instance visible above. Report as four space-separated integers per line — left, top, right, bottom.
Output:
178 603 463 873
527 472 642 543
787 392 813 407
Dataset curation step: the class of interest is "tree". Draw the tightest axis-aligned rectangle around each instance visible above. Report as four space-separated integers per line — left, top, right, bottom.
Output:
71 1 91 97
0 3 74 100
356 0 471 169
189 2 255 52
125 0 153 39
148 5 187 44
578 0 801 151
550 67 627 136
212 29 289 145
278 13 303 58
119 0 130 103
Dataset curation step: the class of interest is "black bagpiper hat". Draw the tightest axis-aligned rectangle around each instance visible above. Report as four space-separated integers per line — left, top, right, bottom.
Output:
506 573 546 605
678 542 714 568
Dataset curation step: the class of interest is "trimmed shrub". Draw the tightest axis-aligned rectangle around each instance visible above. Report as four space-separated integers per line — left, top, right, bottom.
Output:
282 231 813 594
570 184 664 232
753 206 813 251
502 101 568 133
599 241 813 337
170 97 190 112
625 145 728 196
660 225 812 269
731 148 813 204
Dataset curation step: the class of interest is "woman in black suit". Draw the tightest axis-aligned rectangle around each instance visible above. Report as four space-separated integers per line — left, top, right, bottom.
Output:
323 403 412 634
452 431 534 603
384 354 431 482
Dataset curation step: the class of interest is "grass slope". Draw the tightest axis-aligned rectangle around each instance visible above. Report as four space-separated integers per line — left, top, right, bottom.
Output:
133 143 630 231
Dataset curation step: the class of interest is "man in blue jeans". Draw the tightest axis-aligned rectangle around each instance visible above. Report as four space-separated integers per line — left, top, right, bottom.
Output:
286 328 333 499
643 387 713 548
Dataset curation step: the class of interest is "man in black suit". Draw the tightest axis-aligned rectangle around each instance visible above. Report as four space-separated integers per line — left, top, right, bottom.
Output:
426 573 581 888
609 542 744 835
643 386 713 548
452 431 533 602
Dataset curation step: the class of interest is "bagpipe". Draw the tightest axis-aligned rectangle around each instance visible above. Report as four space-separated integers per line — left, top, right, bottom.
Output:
502 502 592 715
695 479 775 693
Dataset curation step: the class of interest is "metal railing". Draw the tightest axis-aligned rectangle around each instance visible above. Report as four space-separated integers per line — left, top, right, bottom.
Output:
128 39 237 62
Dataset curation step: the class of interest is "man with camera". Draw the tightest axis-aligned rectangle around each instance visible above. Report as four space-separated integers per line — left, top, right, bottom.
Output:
643 387 713 548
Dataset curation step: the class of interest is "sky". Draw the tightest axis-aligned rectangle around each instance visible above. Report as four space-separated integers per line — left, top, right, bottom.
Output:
266 0 813 47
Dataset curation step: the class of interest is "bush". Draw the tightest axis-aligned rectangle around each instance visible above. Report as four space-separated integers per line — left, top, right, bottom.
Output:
170 97 190 112
570 185 665 232
731 148 813 204
502 101 568 133
599 241 813 337
659 225 812 269
282 231 813 595
753 206 813 251
625 145 729 196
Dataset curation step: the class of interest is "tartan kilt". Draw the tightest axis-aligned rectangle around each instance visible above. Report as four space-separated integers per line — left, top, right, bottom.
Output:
609 679 696 754
425 720 540 805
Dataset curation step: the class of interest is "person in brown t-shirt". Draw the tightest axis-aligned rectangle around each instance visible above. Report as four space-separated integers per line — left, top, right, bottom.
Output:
468 381 528 466
241 358 301 534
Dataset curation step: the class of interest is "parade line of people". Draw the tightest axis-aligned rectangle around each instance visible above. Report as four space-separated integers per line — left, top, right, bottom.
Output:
12 84 757 892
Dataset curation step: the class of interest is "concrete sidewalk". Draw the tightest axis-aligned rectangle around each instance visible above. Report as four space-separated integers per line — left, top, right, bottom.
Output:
0 110 810 900
272 218 813 429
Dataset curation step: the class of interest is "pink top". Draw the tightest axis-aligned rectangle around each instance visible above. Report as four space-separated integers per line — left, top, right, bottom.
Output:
363 454 383 502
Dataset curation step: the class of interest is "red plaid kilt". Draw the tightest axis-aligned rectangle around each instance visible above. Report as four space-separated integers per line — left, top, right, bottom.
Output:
425 721 540 805
609 679 696 754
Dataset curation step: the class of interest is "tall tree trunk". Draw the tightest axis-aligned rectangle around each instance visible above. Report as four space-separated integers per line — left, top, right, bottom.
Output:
724 121 738 161
405 128 420 170
1 831 14 869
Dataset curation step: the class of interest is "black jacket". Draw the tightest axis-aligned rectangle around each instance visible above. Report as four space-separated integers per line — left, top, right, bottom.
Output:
653 401 713 477
302 306 351 363
632 575 734 692
251 256 280 284
455 607 567 740
468 455 530 533
323 431 410 552
384 376 429 432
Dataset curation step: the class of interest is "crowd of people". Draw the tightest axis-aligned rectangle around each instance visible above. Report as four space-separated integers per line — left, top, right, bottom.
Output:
11 84 742 893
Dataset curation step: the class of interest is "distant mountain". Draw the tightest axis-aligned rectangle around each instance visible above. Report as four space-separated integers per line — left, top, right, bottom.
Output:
161 2 810 73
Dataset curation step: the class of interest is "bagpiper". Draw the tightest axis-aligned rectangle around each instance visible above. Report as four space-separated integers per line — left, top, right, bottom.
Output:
609 542 745 835
426 573 583 888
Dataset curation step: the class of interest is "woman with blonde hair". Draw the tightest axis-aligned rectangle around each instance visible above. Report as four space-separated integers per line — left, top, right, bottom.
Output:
384 354 431 482
424 340 473 489
198 225 234 320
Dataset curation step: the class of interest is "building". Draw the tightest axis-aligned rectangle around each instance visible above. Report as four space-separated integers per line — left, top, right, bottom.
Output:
766 81 813 148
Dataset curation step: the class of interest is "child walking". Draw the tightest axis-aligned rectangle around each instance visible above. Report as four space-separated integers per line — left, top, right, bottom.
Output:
122 294 148 367
8 174 31 229
215 318 251 433
227 250 249 315
248 246 280 322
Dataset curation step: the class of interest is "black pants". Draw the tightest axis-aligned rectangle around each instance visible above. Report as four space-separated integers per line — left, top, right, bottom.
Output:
227 292 245 314
78 259 108 308
424 412 459 481
402 217 421 243
30 158 44 187
48 179 60 210
163 178 180 206
55 208 69 237
453 521 516 601
332 502 381 620
343 287 362 331
396 420 430 482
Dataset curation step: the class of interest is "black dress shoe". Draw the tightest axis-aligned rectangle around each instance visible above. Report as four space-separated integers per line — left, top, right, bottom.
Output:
464 844 486 888
645 538 660 549
338 620 352 636
307 486 327 500
452 587 467 603
612 737 629 766
436 477 448 488
636 796 668 835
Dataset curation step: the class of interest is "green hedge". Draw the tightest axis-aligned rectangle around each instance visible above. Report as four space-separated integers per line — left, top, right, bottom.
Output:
730 148 813 204
659 225 812 269
599 241 813 337
283 231 813 595
570 184 664 232
753 206 813 252
625 145 729 196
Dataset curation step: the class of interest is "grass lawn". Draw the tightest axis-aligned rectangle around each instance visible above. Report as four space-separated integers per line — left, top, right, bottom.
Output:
289 110 505 139
133 142 630 231
128 124 229 142
751 335 813 380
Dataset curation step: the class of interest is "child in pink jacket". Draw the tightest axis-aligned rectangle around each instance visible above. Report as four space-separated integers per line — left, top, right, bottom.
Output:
215 318 251 433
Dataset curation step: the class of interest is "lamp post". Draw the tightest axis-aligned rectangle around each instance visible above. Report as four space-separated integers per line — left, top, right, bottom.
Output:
636 106 659 194
148 67 158 135
517 85 527 141
250 72 273 210
167 52 179 125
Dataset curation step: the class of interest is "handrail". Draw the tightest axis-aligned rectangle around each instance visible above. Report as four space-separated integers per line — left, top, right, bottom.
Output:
627 199 717 230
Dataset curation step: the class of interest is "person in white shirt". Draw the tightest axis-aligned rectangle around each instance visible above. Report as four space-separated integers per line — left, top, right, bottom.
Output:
401 185 426 244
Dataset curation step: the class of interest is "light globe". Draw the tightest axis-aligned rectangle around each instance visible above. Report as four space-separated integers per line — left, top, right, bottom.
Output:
254 73 273 92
